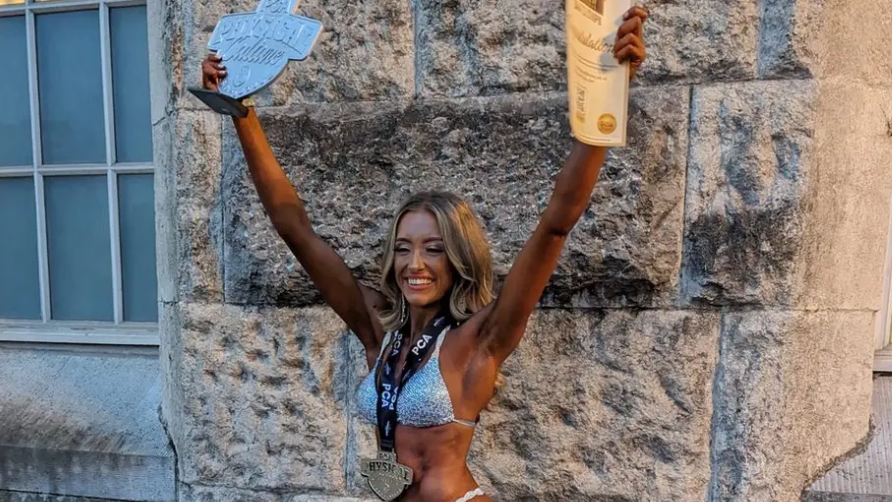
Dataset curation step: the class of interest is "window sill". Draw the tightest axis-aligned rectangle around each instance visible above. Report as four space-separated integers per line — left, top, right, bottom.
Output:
0 321 158 346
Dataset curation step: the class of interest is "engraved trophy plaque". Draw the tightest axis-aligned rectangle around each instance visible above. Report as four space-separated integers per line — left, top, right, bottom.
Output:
188 0 322 117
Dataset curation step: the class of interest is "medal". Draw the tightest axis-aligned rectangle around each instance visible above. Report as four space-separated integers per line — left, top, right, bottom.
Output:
360 450 413 501
360 314 452 501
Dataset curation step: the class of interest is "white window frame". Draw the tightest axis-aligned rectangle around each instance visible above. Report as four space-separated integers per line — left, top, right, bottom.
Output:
0 0 157 346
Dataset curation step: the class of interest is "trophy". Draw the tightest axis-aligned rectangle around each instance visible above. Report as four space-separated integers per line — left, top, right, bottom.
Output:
188 0 323 117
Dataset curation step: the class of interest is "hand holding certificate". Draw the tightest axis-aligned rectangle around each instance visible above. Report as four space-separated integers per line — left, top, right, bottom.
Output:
567 1 648 146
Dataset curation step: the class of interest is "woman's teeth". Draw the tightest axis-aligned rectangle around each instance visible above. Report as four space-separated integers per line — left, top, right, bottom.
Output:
408 278 432 286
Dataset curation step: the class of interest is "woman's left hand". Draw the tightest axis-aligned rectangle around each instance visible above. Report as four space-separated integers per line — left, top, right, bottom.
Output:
614 6 648 80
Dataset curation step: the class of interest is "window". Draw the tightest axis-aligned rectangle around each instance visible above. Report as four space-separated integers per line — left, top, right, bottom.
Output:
0 0 157 345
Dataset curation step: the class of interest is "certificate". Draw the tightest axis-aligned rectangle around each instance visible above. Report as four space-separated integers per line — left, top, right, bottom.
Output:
566 0 631 147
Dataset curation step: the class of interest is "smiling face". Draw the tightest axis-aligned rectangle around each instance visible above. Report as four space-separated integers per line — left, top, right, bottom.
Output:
378 191 495 331
393 210 455 309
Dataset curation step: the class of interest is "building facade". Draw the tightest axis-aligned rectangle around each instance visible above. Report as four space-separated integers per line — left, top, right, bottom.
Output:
1 0 892 500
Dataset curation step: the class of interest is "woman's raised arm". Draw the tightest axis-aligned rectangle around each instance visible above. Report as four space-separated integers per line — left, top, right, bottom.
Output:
202 55 385 356
478 141 607 364
478 7 647 365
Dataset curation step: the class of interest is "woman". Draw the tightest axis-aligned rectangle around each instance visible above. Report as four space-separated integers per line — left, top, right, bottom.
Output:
201 7 647 502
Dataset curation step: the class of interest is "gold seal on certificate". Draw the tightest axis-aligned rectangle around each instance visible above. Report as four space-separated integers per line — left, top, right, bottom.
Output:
566 0 631 146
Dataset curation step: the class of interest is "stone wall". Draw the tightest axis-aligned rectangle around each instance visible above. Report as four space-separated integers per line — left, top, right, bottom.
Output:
149 0 892 500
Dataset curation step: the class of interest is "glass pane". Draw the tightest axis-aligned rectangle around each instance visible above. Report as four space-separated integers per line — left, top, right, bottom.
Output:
0 178 41 319
37 10 105 165
0 16 33 167
0 0 25 5
45 175 113 321
111 6 152 163
118 174 157 322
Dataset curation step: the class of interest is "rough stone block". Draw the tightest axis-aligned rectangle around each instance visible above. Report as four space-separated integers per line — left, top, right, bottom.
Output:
179 483 279 502
154 111 225 303
150 0 414 115
160 300 187 490
804 0 892 88
414 0 760 94
343 336 379 497
757 0 821 78
223 87 689 308
709 310 875 502
284 496 376 502
681 80 817 307
254 0 415 105
164 302 352 492
797 82 892 310
808 377 892 497
623 0 759 84
415 0 567 98
464 309 720 501
147 0 173 125
758 0 892 83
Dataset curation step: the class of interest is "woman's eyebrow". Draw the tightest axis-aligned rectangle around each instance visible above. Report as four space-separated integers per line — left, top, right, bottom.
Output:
394 236 444 243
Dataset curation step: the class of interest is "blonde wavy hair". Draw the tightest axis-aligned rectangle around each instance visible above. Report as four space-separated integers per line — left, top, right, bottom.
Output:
378 191 494 332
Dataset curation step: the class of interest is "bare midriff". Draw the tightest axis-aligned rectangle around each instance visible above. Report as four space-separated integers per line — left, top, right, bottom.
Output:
389 421 492 502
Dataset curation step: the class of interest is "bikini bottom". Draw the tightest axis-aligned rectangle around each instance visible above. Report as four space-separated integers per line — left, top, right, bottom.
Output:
454 487 486 502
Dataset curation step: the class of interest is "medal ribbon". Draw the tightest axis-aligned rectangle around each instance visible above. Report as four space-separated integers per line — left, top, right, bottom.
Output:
375 314 451 452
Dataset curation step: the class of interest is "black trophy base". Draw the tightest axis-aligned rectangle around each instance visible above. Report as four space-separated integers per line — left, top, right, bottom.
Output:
188 88 249 117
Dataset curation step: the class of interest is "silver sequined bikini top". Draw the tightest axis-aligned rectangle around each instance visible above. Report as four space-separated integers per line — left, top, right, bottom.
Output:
356 327 477 428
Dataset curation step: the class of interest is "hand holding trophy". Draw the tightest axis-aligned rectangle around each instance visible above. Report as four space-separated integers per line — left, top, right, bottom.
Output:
190 0 323 117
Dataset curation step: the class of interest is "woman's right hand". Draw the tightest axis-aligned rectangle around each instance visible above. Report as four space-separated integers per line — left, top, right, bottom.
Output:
201 53 227 92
